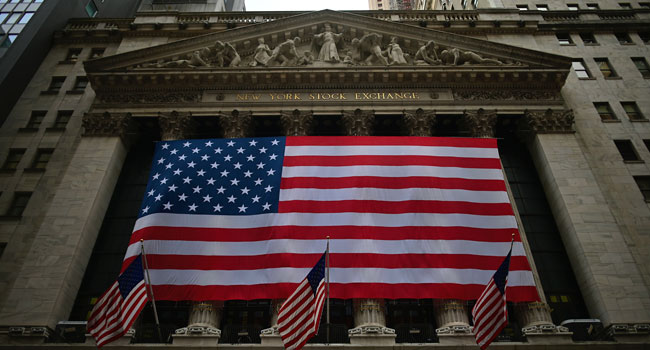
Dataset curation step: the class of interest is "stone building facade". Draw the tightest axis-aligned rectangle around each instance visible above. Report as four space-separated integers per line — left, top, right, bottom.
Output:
0 4 649 349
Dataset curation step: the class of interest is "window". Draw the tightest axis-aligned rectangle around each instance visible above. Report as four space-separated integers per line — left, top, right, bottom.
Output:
644 139 650 152
621 102 646 121
639 32 650 44
6 192 31 217
594 102 617 121
615 32 633 44
614 140 641 161
3 149 25 170
633 176 650 201
572 60 591 78
579 32 597 44
85 0 98 17
72 76 88 91
557 33 573 45
536 4 548 10
632 57 650 78
640 2 650 9
0 12 9 23
31 149 53 169
53 111 72 129
586 3 599 9
17 11 32 24
594 58 618 78
0 243 5 259
65 48 82 62
89 47 105 59
5 12 20 24
25 111 46 129
516 4 528 10
567 3 579 10
619 2 632 8
47 77 65 93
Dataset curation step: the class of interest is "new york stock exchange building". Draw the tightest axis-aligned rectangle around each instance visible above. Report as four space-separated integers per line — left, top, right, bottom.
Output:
1 3 650 349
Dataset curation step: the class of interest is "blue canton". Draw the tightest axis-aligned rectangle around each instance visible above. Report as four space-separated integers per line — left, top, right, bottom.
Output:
493 251 511 295
117 255 144 299
139 137 286 217
307 253 326 295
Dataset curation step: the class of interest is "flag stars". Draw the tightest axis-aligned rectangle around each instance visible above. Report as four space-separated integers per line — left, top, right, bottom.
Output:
271 139 280 146
227 140 235 147
259 147 267 154
163 202 173 210
157 157 165 164
269 154 278 160
262 202 272 211
207 178 216 185
201 154 210 161
227 195 237 203
205 141 214 147
165 162 173 169
178 154 187 161
210 162 219 169
161 143 170 149
183 141 191 148
160 177 169 185
217 186 226 194
203 194 213 202
188 203 198 212
168 184 178 192
254 178 263 186
233 162 243 170
252 195 261 203
183 176 192 184
153 173 160 180
230 178 240 186
243 170 253 178
142 206 150 214
236 147 245 154
197 169 206 176
249 140 258 146
147 189 155 197
238 204 248 213
264 185 273 193
267 169 276 176
213 204 223 212
154 194 163 202
192 147 200 154
173 168 182 176
193 186 202 193
214 147 223 154
246 154 255 162
220 170 230 177
170 149 178 155
187 161 196 168
178 193 188 201
241 187 250 195
257 162 266 169
224 155 232 161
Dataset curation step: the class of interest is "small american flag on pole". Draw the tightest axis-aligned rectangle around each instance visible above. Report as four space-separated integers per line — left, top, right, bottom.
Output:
472 245 512 350
87 255 149 348
278 252 327 350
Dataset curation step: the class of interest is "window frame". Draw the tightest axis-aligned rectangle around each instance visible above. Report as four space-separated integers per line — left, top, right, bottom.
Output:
536 4 548 10
579 32 598 45
2 148 25 170
632 57 650 78
633 176 650 202
24 110 46 129
71 76 88 92
621 102 646 121
614 140 642 162
593 102 618 122
64 48 83 62
614 32 634 45
572 60 592 79
30 148 53 170
6 192 31 217
52 110 72 129
567 3 579 10
557 33 574 45
586 3 599 9
46 76 66 93
594 58 618 78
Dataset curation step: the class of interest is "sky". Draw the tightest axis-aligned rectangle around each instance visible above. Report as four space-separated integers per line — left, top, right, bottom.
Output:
245 0 369 11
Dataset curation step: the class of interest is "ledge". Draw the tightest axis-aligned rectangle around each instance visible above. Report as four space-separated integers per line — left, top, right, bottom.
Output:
45 127 66 132
17 128 39 133
39 90 60 95
65 90 85 95
22 168 45 173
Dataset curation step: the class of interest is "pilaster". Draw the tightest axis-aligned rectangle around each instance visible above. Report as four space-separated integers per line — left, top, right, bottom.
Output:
342 109 374 136
404 108 435 137
462 108 497 138
219 109 252 139
281 109 313 136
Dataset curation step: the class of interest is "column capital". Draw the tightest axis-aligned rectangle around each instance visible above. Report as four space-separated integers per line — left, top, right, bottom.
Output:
82 112 131 140
219 109 252 139
515 302 572 342
462 108 497 138
158 111 194 141
281 109 313 136
404 108 435 137
521 109 574 135
343 109 374 136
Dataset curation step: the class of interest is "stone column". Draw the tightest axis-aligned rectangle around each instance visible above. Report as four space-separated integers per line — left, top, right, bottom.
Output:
219 109 252 139
0 112 132 345
433 300 475 344
341 109 396 345
403 108 435 136
462 108 497 138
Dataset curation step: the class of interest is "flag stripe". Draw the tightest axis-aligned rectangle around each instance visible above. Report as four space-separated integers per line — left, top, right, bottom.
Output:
281 164 505 180
278 200 514 215
280 176 507 191
283 154 502 168
285 135 497 149
279 187 511 203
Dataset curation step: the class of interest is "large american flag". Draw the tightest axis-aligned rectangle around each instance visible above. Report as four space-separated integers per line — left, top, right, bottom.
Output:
122 136 539 302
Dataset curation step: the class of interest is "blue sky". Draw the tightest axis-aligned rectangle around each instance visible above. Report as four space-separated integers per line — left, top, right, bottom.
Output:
245 0 369 11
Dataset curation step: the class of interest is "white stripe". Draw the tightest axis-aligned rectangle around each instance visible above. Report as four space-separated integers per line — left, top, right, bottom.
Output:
279 187 510 203
125 240 527 260
145 268 535 287
281 165 504 180
133 212 518 231
284 145 499 159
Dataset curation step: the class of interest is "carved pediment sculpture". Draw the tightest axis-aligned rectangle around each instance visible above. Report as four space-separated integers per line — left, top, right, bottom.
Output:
141 40 241 68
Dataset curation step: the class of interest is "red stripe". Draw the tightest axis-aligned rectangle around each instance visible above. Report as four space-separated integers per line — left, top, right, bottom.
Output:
139 253 533 271
280 176 506 191
151 283 539 302
286 136 497 148
283 155 501 168
278 200 514 215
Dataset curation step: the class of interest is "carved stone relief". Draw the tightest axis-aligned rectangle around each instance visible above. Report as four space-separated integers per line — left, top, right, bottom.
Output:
521 109 574 134
219 110 252 138
281 109 314 136
97 92 201 104
159 111 195 141
462 108 497 138
82 112 131 139
140 40 241 68
343 109 374 136
404 108 435 137
453 90 561 101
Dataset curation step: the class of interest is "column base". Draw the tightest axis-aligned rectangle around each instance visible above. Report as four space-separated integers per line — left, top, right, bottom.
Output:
348 325 396 346
172 325 221 346
609 323 650 343
260 326 283 346
85 328 135 346
1 326 52 345
522 324 573 344
436 325 475 345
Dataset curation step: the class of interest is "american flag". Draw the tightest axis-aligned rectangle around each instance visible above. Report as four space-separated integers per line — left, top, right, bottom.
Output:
87 255 149 348
472 247 512 350
278 252 327 350
122 136 539 302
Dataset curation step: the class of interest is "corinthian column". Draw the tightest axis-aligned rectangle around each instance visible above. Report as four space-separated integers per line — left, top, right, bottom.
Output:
219 109 252 138
462 108 497 138
404 108 435 136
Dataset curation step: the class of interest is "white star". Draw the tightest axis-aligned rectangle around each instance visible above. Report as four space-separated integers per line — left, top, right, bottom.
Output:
173 168 182 175
236 147 245 154
201 154 210 161
262 202 272 211
220 169 230 177
269 154 278 160
267 169 276 176
165 162 173 169
241 187 250 195
259 147 268 154
183 176 192 184
161 143 169 149
178 154 187 161
203 194 213 202
252 195 261 203
213 204 223 212
188 203 198 211
160 177 168 184
168 184 178 192
227 195 237 203
238 204 248 213
193 186 202 193
192 147 200 154
147 189 155 196
170 149 178 155
243 170 253 178
142 206 150 214
230 178 240 186
157 157 165 164
197 169 206 176
154 194 163 201
249 140 258 146
205 141 214 147
233 162 243 169
271 139 280 146
187 161 196 168
264 185 273 192
214 147 223 154
210 162 219 169
207 178 216 185
178 193 188 201
254 178 263 186
217 186 226 194
246 154 255 162
183 141 191 147
163 202 173 210
227 140 235 147
153 173 160 180
257 162 266 169
224 155 232 161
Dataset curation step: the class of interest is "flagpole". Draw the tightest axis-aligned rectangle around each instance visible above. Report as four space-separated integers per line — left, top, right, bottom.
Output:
326 236 331 345
510 232 515 250
140 239 163 343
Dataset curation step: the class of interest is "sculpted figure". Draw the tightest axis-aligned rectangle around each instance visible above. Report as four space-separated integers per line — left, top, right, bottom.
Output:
267 37 301 66
440 48 503 66
352 33 389 66
297 51 314 66
385 37 408 65
415 40 441 65
249 38 272 67
143 49 209 68
312 24 343 62
210 41 241 67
